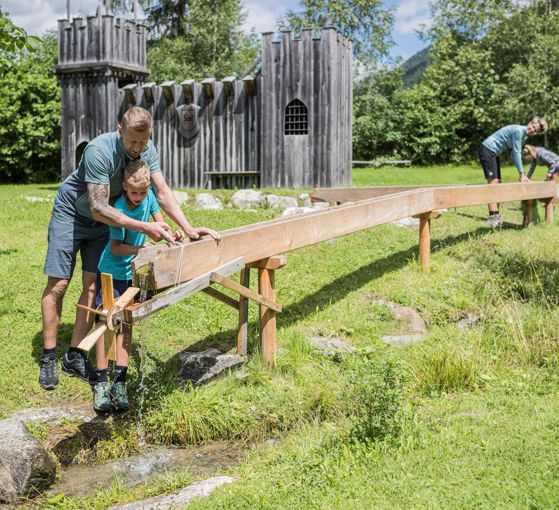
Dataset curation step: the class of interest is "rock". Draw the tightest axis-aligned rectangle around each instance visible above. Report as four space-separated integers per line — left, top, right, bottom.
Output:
311 202 330 209
12 405 96 426
173 191 189 205
381 334 425 346
281 206 316 217
299 193 312 207
194 193 223 210
391 217 420 229
308 336 354 356
0 419 56 503
371 299 426 333
177 348 245 385
24 196 52 203
265 194 298 210
108 476 235 510
230 189 265 209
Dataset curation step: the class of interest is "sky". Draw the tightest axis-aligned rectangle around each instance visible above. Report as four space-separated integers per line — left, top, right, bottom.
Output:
2 0 431 61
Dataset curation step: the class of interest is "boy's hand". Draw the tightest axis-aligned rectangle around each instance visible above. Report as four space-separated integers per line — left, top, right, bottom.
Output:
174 230 185 242
186 226 221 241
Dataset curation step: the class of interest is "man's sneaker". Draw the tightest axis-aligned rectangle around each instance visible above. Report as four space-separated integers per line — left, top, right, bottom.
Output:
486 214 503 228
61 351 92 383
93 382 111 413
39 356 58 390
111 382 129 412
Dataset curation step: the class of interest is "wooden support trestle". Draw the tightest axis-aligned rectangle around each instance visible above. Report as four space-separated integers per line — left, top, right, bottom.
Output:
412 211 440 272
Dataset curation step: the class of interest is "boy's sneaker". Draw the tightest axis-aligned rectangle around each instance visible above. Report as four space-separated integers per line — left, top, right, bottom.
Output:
61 351 92 383
93 382 111 413
486 214 503 228
39 356 58 390
111 382 129 412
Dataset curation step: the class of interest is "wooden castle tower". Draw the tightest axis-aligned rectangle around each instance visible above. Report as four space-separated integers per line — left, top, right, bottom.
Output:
57 16 352 189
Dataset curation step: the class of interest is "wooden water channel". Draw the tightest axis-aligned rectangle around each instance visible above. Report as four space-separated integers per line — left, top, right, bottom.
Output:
80 182 557 366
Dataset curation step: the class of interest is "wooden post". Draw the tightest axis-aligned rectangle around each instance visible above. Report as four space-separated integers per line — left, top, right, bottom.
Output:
101 273 117 361
522 200 533 228
258 267 276 366
545 199 554 224
237 268 250 355
413 212 440 272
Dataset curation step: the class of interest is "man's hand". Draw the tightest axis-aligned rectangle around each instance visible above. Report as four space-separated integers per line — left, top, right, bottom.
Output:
144 221 175 243
519 173 530 183
186 226 221 241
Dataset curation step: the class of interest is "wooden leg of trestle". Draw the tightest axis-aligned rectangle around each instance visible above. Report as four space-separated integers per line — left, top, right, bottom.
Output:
545 199 554 224
258 268 276 366
237 268 250 355
419 218 430 272
522 200 533 228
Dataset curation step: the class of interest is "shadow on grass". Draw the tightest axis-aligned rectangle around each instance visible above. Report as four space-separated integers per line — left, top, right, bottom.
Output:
31 323 75 366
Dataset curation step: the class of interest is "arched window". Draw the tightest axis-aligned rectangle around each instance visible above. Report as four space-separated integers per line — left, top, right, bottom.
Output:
284 99 308 135
75 141 88 167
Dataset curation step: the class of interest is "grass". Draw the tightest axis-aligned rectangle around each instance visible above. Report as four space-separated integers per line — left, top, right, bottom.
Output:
3 164 559 508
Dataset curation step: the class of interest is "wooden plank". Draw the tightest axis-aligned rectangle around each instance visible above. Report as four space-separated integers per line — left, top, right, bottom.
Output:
210 272 282 312
77 323 107 352
101 273 116 361
419 218 431 272
76 304 107 317
237 268 250 355
133 188 436 289
413 211 441 220
202 78 215 99
259 268 276 366
247 256 287 270
311 185 451 203
122 257 245 324
106 287 139 331
202 287 240 309
545 200 554 224
161 81 175 104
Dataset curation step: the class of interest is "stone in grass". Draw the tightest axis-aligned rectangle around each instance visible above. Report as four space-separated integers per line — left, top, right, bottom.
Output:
299 193 312 207
177 348 245 386
108 476 235 510
173 191 189 206
265 194 298 210
0 419 56 503
11 404 96 426
230 189 265 209
371 299 426 333
282 206 317 217
308 335 354 356
381 334 425 346
195 193 223 210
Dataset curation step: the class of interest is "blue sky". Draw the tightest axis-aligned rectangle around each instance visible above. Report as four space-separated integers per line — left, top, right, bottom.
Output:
4 0 430 60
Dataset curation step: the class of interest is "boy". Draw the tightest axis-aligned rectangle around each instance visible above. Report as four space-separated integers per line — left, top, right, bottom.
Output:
92 159 183 412
523 145 559 181
478 117 548 227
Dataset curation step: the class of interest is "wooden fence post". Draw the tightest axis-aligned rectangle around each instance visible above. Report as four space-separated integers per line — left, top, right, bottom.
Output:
237 268 250 355
522 200 534 228
545 198 555 224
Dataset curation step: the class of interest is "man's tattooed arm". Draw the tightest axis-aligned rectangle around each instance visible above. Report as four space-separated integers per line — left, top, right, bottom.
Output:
87 183 126 227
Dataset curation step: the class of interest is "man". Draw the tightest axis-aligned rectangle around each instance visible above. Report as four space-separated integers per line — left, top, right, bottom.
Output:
478 117 548 227
39 106 220 390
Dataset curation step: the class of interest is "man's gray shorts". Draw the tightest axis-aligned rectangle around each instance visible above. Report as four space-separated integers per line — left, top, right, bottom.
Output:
43 210 109 280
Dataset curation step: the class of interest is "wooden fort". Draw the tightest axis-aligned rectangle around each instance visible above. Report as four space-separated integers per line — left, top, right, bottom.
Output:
56 16 353 189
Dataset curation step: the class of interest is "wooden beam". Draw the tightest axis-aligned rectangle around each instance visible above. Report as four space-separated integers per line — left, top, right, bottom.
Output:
202 287 239 309
545 199 554 224
76 304 106 317
161 81 175 104
243 75 255 96
210 272 282 313
106 287 139 331
419 217 431 272
202 78 215 99
122 83 137 105
237 268 250 355
247 256 287 270
180 79 195 101
522 200 534 228
101 273 116 361
142 82 155 103
121 258 245 324
311 186 444 203
222 76 235 97
133 188 435 289
413 211 441 220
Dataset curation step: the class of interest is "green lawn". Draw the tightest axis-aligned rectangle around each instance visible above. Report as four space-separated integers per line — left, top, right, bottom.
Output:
2 164 559 509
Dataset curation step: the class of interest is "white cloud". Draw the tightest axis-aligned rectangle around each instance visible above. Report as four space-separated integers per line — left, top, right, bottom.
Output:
394 0 431 35
242 0 297 34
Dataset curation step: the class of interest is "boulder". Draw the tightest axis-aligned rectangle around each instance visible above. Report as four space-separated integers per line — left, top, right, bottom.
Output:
265 194 298 210
194 193 223 210
299 193 312 207
308 336 354 356
173 191 189 206
281 206 316 217
177 348 245 385
230 189 264 209
0 419 56 503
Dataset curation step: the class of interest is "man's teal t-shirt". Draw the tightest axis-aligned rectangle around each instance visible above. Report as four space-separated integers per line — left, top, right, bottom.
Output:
54 132 160 223
98 189 160 281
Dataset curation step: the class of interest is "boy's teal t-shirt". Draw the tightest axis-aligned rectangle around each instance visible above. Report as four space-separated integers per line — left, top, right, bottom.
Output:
98 189 160 280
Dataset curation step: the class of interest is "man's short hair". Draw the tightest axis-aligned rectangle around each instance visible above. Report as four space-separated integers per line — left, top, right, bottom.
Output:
124 160 151 188
121 106 152 132
531 117 548 134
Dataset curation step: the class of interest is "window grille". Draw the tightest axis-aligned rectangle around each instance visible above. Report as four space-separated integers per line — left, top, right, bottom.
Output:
285 99 308 135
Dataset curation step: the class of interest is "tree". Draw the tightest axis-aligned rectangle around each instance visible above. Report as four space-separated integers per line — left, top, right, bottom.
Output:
0 9 40 74
0 32 60 182
279 0 394 63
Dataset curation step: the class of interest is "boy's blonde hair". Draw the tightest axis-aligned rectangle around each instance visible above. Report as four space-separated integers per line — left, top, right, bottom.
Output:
523 144 536 159
121 106 152 132
124 160 150 188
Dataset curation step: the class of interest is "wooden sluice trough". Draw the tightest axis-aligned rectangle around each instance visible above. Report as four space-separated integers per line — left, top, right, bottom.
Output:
79 182 557 366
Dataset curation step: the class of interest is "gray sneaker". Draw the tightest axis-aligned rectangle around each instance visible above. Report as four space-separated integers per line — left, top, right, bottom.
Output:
39 356 58 390
93 382 111 413
111 382 129 412
486 214 503 228
61 351 92 383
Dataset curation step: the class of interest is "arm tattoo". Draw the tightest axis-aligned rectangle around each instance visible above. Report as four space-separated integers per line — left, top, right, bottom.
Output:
87 183 122 225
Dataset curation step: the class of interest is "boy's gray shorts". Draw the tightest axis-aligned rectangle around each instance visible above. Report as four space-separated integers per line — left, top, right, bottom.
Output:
43 210 109 280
